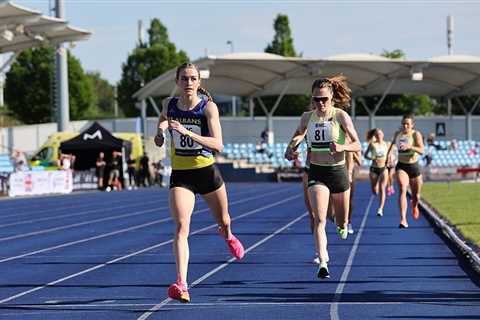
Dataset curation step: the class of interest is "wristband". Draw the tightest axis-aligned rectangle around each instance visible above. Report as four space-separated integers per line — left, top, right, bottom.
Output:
288 142 297 149
184 131 192 137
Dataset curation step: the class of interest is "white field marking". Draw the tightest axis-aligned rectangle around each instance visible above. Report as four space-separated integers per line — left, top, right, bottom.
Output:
330 195 374 320
0 193 163 219
0 199 167 229
0 193 301 304
0 187 294 263
4 301 402 310
137 211 308 320
0 184 268 224
0 206 168 242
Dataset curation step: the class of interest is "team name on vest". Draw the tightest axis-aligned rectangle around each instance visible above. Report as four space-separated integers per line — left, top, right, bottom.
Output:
170 117 201 125
315 123 328 128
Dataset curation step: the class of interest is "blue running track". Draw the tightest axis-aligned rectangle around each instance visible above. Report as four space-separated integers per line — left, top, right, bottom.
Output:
0 182 478 319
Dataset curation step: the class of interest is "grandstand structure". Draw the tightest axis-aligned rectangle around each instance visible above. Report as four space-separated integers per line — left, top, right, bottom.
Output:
134 52 480 142
0 1 91 187
220 140 480 170
130 52 480 180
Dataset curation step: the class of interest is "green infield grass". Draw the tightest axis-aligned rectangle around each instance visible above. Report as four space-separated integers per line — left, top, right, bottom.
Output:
422 182 480 247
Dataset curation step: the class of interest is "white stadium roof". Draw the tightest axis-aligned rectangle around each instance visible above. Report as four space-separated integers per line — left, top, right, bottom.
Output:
0 1 91 54
134 52 480 100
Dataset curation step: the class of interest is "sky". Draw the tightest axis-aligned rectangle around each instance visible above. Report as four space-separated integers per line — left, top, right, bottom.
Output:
13 0 480 84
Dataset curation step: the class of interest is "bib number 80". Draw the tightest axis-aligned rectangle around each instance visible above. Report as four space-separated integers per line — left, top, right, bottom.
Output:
180 134 194 148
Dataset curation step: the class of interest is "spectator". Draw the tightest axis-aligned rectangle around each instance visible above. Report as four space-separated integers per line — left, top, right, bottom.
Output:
426 133 446 151
58 153 75 171
449 139 459 151
255 139 273 158
152 160 164 187
96 152 106 190
126 154 137 190
260 127 269 144
138 153 151 187
107 151 122 191
11 149 28 172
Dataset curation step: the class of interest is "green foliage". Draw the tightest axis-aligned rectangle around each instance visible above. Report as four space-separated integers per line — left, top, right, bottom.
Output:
5 46 96 124
265 14 297 57
5 47 52 123
68 54 96 120
86 71 116 117
354 49 437 116
117 18 189 117
261 14 307 116
381 49 405 59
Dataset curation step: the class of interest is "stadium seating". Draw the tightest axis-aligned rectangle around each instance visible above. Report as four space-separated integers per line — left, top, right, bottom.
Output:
221 140 480 169
0 154 14 173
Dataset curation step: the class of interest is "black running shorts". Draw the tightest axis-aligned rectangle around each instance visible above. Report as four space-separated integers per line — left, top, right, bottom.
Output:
370 166 386 176
170 164 224 195
395 161 421 179
307 163 350 194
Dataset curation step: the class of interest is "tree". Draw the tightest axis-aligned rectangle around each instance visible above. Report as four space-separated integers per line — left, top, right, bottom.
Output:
258 14 309 117
86 71 115 117
356 49 438 116
117 18 188 117
5 46 96 124
265 14 297 57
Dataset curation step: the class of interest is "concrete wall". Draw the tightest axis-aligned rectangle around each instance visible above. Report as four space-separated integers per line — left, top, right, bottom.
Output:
3 115 480 155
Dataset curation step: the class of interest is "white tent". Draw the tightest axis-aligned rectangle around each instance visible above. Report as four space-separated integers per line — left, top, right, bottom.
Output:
133 53 480 140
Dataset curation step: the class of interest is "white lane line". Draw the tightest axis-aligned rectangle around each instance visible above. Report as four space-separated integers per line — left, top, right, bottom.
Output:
0 206 168 242
137 211 308 320
0 185 287 233
0 194 301 305
0 185 265 226
0 187 294 263
330 195 374 320
0 199 166 229
0 193 163 219
5 301 403 309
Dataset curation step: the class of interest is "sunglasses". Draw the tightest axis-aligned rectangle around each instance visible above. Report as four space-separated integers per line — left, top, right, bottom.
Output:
312 96 330 103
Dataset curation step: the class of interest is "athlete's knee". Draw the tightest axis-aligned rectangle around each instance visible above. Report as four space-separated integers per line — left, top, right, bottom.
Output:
175 220 190 238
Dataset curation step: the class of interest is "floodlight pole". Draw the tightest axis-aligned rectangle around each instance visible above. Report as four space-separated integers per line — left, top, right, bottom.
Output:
55 0 70 132
227 40 236 116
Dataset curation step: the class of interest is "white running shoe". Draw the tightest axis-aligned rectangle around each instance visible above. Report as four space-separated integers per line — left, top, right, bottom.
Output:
313 256 320 264
347 223 354 234
377 209 383 217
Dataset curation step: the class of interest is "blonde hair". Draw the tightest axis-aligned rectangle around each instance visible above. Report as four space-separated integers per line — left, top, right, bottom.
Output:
175 62 213 101
311 75 351 109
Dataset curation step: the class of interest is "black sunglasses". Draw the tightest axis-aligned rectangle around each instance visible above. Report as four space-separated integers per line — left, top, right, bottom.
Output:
312 96 330 103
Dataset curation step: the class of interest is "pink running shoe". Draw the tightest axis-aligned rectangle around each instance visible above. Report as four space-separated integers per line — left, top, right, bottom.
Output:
387 186 394 196
226 235 245 259
168 282 190 303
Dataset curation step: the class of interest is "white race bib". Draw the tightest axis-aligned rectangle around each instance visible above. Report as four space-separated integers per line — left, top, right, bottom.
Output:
172 124 202 155
308 121 333 149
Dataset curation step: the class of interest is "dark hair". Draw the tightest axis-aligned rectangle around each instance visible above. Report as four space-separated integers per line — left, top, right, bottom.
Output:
402 114 415 122
175 62 213 101
366 128 378 142
311 74 351 109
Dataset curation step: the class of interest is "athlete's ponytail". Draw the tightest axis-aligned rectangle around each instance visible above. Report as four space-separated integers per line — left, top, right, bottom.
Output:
198 87 213 102
311 74 351 109
366 128 378 143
